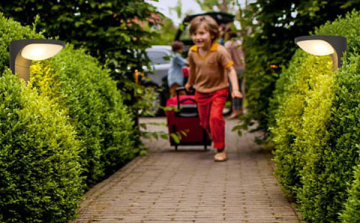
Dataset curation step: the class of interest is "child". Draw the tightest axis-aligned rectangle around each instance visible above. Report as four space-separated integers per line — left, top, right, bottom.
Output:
185 15 242 162
168 41 188 98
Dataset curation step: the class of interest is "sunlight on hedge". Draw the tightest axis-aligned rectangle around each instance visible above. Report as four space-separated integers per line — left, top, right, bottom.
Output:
270 10 360 222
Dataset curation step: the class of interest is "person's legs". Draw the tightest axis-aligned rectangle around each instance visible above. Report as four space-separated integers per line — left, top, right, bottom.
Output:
170 83 185 98
209 88 228 150
195 89 228 161
227 69 244 119
195 91 212 135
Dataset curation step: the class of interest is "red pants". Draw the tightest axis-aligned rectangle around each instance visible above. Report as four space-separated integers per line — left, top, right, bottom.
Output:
195 88 228 150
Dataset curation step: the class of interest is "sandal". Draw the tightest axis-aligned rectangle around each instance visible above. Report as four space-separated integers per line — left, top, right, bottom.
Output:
214 151 227 162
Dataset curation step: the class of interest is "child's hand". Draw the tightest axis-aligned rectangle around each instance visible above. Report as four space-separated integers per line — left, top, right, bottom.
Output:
185 82 193 92
232 90 242 98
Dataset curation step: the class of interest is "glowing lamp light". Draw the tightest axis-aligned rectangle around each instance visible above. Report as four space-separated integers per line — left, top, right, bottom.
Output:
10 39 65 82
294 35 347 70
296 40 334 56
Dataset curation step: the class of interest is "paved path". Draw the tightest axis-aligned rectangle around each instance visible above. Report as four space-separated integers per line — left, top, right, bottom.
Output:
71 117 301 223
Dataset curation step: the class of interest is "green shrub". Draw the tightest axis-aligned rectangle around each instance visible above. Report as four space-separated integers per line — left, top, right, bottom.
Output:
271 10 360 222
296 11 360 222
0 70 83 223
341 162 360 222
31 45 138 185
298 55 360 222
0 12 138 222
293 60 335 221
271 52 333 196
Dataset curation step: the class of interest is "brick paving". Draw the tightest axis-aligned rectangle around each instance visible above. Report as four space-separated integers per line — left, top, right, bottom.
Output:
71 117 301 223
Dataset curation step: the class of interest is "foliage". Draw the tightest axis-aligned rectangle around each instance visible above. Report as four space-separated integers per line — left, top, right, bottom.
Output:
0 70 84 223
0 0 164 129
240 0 360 141
149 17 176 45
0 13 139 222
271 10 360 222
31 45 138 186
271 52 333 196
294 11 360 222
0 13 84 223
341 162 360 222
0 13 43 75
0 0 159 71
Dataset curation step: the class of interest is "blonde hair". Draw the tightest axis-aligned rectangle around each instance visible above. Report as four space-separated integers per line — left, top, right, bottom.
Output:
189 15 220 42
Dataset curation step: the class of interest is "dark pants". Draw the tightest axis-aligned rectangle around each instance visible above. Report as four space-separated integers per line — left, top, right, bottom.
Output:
229 69 244 110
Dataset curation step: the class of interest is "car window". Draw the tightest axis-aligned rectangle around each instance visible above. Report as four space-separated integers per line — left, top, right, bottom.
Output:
147 51 170 65
179 25 191 42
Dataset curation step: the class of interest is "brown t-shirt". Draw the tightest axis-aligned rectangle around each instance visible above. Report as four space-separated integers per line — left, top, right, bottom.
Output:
188 42 234 93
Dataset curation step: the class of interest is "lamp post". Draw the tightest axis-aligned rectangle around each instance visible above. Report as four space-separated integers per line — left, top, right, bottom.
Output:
10 39 65 82
294 35 347 71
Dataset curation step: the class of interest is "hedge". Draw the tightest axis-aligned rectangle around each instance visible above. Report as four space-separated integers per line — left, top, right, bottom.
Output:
0 70 84 223
270 10 360 222
270 52 333 197
0 13 138 222
31 45 138 185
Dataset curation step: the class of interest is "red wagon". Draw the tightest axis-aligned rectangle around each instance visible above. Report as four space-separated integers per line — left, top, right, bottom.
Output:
165 87 211 150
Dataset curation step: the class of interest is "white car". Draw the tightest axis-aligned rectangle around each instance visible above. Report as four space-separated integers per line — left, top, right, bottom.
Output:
141 45 173 115
143 45 173 88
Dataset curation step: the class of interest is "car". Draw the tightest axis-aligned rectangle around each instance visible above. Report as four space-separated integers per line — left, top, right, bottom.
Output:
175 12 235 54
140 45 173 116
142 45 172 89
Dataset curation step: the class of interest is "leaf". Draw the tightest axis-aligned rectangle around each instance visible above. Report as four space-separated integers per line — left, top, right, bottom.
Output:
170 133 180 144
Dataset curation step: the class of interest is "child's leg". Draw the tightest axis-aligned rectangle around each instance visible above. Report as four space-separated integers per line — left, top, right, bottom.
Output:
209 89 228 150
195 92 212 135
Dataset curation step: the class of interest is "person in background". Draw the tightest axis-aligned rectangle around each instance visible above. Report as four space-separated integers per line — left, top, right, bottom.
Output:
224 31 246 119
218 24 227 45
168 41 188 98
185 15 242 162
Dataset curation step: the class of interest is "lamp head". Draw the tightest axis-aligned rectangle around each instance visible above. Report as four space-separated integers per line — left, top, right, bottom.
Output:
10 39 65 82
294 35 347 70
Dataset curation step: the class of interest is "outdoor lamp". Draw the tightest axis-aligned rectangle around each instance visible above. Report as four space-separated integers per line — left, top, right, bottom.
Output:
10 39 65 82
294 35 347 70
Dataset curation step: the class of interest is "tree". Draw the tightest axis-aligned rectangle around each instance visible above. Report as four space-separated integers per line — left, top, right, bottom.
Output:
195 0 231 13
148 16 176 45
0 0 160 78
0 0 164 134
242 0 360 142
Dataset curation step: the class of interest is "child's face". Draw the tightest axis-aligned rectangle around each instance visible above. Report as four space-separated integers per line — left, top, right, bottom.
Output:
191 24 213 50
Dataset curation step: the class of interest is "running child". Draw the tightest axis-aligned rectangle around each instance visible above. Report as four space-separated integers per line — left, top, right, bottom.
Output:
185 15 242 162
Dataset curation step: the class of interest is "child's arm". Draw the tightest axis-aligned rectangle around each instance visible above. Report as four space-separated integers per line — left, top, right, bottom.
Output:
185 65 195 91
227 66 243 98
185 56 195 92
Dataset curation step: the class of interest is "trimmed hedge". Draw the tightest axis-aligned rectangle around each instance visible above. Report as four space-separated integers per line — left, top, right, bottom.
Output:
271 10 360 222
0 70 83 222
31 45 138 185
0 12 138 222
341 161 360 222
271 52 333 197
